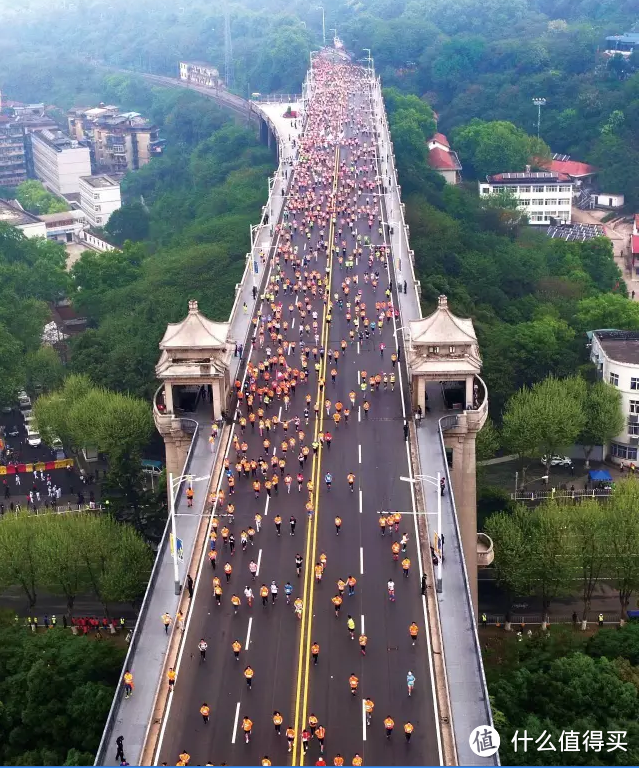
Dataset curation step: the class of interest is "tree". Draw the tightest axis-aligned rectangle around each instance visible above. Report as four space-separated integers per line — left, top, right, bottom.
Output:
484 508 530 606
567 500 607 624
578 380 624 467
24 346 65 396
104 201 151 245
608 479 639 621
476 417 500 462
451 119 550 178
37 515 90 617
0 514 41 607
502 376 585 482
15 180 69 215
574 293 639 332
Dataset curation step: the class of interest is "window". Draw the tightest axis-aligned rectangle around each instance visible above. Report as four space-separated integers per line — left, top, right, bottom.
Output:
520 199 530 206
559 199 571 206
631 378 639 390
518 186 531 193
532 185 545 192
631 400 639 413
559 185 572 192
545 199 558 206
428 346 439 353
94 205 101 212
546 185 558 192
629 424 639 436
96 217 102 224
612 443 638 460
481 187 489 195
449 346 456 353
93 193 99 200
610 372 619 386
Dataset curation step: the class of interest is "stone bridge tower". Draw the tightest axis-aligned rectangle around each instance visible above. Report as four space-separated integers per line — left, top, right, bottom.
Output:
407 295 492 613
153 300 232 481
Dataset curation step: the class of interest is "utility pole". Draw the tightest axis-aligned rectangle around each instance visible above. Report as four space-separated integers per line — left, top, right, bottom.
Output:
532 97 546 140
224 5 234 90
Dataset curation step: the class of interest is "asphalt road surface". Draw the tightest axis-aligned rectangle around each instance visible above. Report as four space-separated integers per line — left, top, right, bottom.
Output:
157 60 440 768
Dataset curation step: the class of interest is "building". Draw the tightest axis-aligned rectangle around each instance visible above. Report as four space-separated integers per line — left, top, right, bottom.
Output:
0 117 27 187
479 169 573 225
79 174 121 228
179 61 222 88
80 228 120 252
604 32 639 57
590 192 625 210
37 209 87 243
589 330 639 464
68 105 164 173
30 129 91 196
0 198 47 237
427 132 462 185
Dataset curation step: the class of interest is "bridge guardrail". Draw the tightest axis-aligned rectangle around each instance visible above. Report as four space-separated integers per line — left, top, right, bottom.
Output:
94 418 199 766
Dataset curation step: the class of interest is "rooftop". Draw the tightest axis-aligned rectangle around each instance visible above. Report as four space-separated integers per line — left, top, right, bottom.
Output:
32 128 87 152
159 300 229 350
430 132 449 147
183 61 219 71
80 174 119 189
0 198 41 227
606 33 639 44
632 235 639 255
536 156 598 178
594 330 639 366
410 295 477 345
487 170 572 184
428 146 462 171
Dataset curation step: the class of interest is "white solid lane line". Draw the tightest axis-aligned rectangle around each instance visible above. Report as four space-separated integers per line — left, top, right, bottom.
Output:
361 698 367 742
231 701 241 744
359 488 363 514
358 444 362 464
245 617 253 650
256 548 263 576
361 614 365 635
360 546 364 575
358 406 361 422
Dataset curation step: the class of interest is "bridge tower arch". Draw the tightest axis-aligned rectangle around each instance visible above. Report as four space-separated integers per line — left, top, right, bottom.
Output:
153 300 233 483
407 295 491 613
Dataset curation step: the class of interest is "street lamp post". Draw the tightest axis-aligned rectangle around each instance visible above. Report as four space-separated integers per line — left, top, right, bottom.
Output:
315 5 325 46
400 473 443 593
532 97 546 140
330 27 337 45
168 472 210 595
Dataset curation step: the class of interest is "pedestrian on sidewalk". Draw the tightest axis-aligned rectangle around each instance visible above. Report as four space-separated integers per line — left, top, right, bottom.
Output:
115 736 125 763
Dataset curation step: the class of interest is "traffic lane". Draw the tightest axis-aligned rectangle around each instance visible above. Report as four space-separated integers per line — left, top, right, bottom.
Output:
158 461 313 765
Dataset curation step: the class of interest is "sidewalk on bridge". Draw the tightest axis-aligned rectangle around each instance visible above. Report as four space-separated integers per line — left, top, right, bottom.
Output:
371 78 494 766
99 103 303 767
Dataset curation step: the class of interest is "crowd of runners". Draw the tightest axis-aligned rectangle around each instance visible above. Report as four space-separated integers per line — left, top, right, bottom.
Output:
152 54 427 768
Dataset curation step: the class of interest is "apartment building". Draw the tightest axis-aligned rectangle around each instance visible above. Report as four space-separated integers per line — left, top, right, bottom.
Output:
68 106 163 173
590 330 639 464
179 61 221 88
79 174 121 228
30 129 91 196
0 118 27 187
479 169 573 225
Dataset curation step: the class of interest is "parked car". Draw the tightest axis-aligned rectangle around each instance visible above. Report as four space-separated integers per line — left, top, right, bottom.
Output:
26 427 41 447
541 455 573 468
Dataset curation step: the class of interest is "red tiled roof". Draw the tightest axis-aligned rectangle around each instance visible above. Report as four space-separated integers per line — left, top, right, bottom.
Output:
537 158 598 177
633 235 639 255
428 146 461 171
634 214 639 231
431 132 449 147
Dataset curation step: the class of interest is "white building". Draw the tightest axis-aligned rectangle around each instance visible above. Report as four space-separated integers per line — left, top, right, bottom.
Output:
590 330 639 464
479 170 574 225
0 198 47 238
30 129 91 196
37 209 87 243
79 174 121 228
590 192 625 210
179 61 221 88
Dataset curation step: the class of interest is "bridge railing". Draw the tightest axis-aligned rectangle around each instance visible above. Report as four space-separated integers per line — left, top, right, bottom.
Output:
255 93 302 103
94 418 199 766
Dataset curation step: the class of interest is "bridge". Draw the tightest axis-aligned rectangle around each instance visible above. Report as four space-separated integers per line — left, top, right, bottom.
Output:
95 50 496 768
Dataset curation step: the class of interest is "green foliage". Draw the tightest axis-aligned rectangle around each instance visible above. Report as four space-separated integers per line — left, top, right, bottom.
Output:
0 625 124 765
452 118 550 179
0 512 152 612
578 380 625 462
0 224 70 406
15 180 69 215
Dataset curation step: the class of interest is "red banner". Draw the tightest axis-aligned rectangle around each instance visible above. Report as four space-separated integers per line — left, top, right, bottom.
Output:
0 458 74 475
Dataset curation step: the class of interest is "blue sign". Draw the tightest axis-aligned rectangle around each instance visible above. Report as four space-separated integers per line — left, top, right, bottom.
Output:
253 260 259 274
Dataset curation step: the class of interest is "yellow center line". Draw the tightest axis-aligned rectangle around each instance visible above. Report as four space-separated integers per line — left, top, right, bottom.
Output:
292 143 341 767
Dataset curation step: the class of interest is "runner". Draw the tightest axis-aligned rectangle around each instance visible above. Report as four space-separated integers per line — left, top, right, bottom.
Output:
409 621 419 646
387 579 395 601
232 639 242 660
273 710 283 735
294 596 304 619
384 716 394 739
311 641 320 665
198 638 207 661
200 703 210 723
348 673 359 696
364 698 374 726
242 715 253 743
346 614 355 639
359 633 367 656
407 670 415 696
